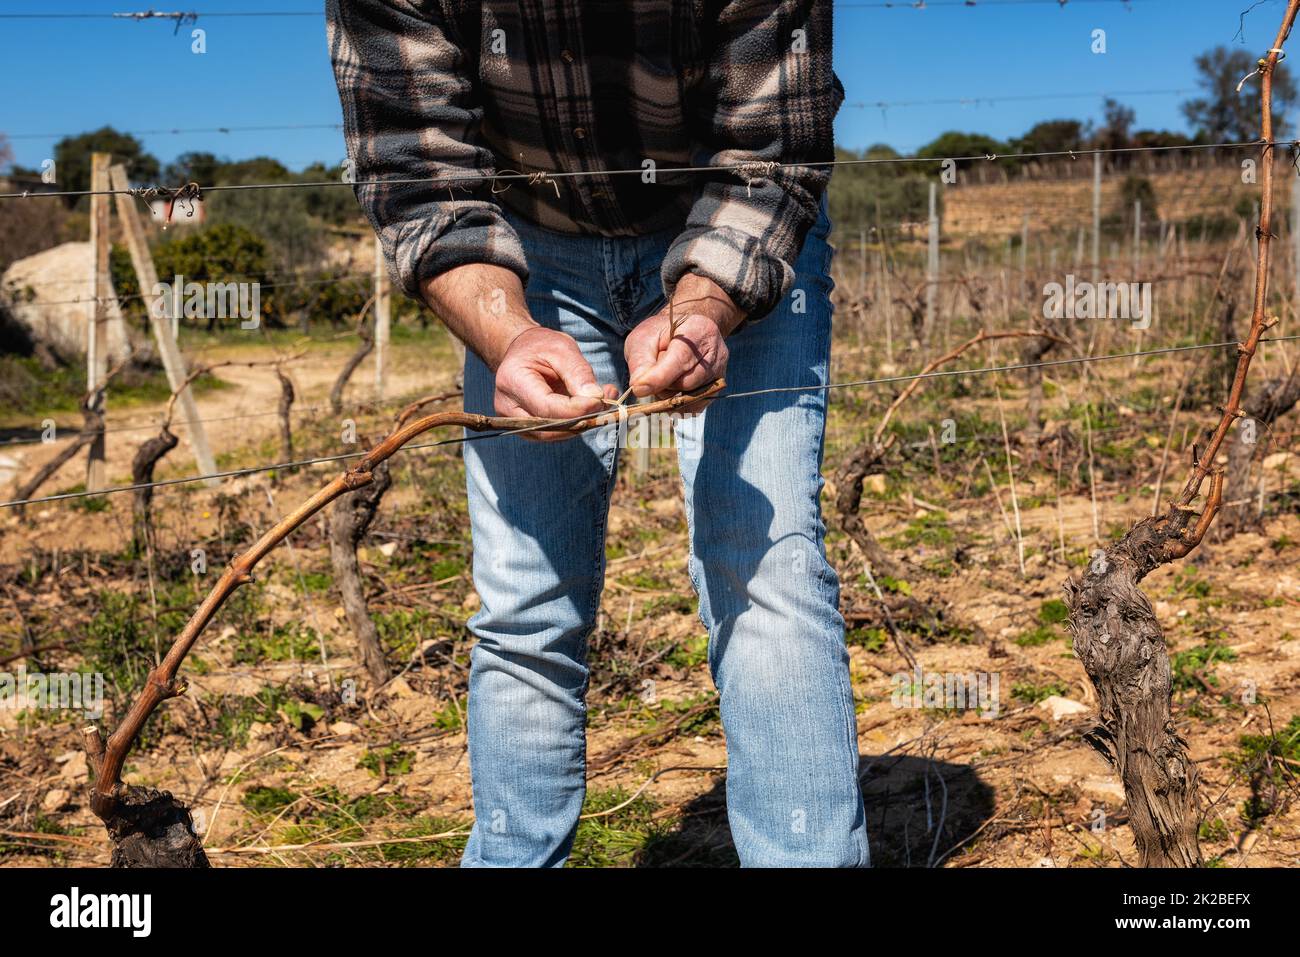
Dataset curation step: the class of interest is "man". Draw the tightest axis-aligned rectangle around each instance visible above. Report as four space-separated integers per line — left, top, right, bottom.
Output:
327 0 868 867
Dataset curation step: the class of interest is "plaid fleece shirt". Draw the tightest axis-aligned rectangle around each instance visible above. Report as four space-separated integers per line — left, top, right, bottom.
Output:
326 0 842 319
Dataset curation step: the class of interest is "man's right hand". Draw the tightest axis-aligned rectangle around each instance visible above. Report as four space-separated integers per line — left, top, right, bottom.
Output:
420 263 614 441
493 326 617 440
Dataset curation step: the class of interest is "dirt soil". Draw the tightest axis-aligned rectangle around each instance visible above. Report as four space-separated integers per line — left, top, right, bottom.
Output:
1 333 1298 869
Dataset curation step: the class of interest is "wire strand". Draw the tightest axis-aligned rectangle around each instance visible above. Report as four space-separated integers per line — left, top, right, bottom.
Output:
844 87 1194 109
10 272 373 310
5 333 1296 511
0 10 323 20
2 139 1290 202
5 88 1192 142
0 0 1166 15
840 0 1166 6
4 122 343 141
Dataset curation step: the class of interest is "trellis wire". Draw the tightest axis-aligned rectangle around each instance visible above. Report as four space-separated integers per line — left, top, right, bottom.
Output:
4 139 1296 202
10 271 373 310
6 87 1196 141
0 0 1168 17
4 333 1297 510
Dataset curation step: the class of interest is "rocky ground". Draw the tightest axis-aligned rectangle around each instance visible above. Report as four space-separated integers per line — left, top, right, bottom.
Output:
1 330 1297 868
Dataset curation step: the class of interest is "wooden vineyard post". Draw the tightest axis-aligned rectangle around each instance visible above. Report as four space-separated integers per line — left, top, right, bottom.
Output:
85 152 111 492
1292 174 1300 314
1133 199 1142 277
373 233 391 401
1091 150 1102 283
631 396 650 481
925 181 939 345
109 164 219 487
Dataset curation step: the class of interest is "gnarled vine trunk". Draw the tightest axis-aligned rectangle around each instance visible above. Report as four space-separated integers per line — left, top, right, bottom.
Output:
328 459 393 687
1063 513 1206 867
1063 3 1297 867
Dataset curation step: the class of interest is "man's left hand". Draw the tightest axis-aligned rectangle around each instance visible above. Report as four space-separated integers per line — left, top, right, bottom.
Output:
625 275 744 399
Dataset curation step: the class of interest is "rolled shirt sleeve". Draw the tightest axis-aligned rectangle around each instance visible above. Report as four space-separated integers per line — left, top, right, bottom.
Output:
661 0 842 319
326 0 527 299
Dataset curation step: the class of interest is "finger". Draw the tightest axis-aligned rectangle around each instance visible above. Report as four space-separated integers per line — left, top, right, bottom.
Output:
669 360 717 394
519 428 577 443
632 337 701 397
493 389 580 442
546 340 605 405
625 322 667 387
509 366 604 419
494 391 531 419
655 316 676 352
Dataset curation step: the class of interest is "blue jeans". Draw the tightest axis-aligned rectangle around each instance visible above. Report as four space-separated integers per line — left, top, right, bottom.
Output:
459 200 869 867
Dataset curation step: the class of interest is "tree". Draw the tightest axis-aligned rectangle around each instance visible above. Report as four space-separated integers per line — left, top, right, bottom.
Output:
1119 175 1158 220
1005 119 1089 176
1012 119 1088 155
189 155 321 276
826 144 934 240
52 127 159 205
1130 129 1194 150
150 222 274 331
207 185 321 278
914 130 1009 184
298 160 367 225
211 156 292 185
0 130 74 271
1182 45 1296 142
916 130 1009 166
1092 98 1136 152
161 151 222 186
154 222 269 283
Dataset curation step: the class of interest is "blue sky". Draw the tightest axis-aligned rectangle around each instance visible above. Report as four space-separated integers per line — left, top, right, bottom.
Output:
0 0 1288 174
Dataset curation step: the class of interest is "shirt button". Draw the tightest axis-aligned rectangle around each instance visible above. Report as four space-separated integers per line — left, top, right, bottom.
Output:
574 127 587 139
561 49 575 64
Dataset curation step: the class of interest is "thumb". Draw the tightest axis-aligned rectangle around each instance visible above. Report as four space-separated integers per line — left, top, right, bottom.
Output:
626 325 665 390
548 339 603 400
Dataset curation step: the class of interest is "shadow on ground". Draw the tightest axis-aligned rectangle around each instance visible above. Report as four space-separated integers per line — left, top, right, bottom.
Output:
635 754 996 867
